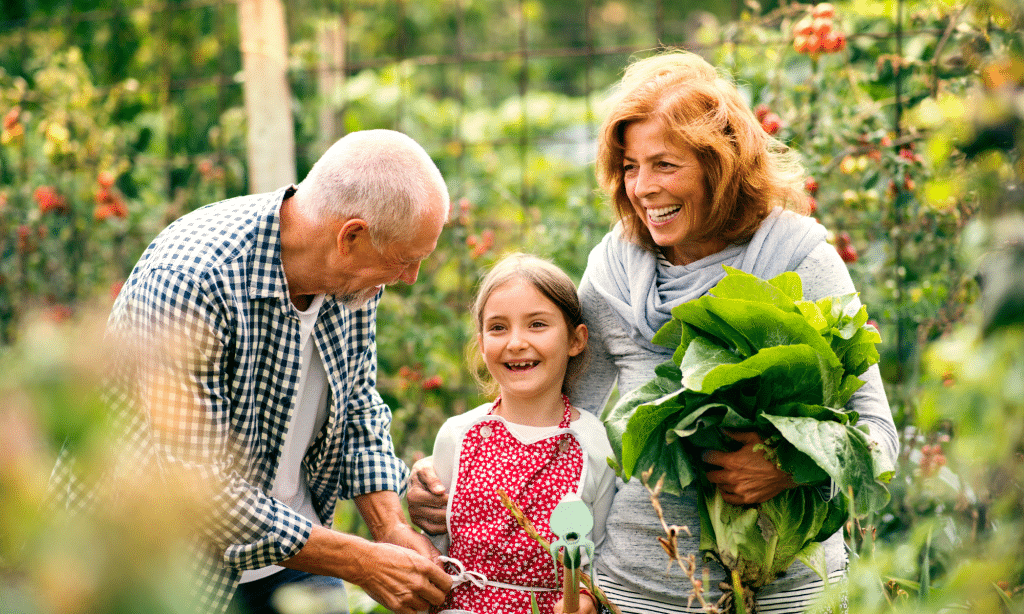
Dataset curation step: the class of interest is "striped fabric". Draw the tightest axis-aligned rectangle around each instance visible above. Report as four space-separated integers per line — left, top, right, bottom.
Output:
595 570 849 614
48 185 409 614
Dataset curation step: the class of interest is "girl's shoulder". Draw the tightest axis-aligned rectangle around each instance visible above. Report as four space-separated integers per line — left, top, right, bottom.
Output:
570 409 614 454
438 402 494 433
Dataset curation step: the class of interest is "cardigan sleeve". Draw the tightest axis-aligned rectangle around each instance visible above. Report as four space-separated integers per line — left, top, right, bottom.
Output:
572 271 624 418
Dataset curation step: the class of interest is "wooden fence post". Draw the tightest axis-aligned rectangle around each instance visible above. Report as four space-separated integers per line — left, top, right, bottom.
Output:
238 0 296 193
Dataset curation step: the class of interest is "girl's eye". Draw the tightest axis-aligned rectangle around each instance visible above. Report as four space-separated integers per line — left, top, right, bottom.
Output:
530 321 548 328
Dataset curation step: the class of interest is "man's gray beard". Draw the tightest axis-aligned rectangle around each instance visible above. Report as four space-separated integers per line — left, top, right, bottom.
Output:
337 286 380 310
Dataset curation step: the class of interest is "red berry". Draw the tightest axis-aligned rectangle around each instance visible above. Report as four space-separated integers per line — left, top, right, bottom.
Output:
97 170 116 188
34 186 68 214
807 196 818 214
754 104 770 122
813 3 836 18
3 106 20 131
94 204 115 221
822 31 845 53
761 112 782 135
421 375 443 391
793 16 815 36
804 33 821 54
805 177 819 195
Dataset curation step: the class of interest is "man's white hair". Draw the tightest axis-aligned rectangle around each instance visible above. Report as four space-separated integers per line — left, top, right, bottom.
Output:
299 129 450 249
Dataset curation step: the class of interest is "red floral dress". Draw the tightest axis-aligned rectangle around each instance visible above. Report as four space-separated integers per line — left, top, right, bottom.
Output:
434 396 584 614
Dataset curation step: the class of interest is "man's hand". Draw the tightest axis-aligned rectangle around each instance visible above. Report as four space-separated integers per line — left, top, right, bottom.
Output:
703 430 796 505
280 525 450 614
377 519 442 564
406 456 448 535
347 539 451 614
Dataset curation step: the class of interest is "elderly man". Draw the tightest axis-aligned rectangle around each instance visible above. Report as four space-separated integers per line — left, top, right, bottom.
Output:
50 130 452 614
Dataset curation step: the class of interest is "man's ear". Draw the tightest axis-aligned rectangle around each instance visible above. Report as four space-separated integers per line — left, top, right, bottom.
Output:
336 218 368 256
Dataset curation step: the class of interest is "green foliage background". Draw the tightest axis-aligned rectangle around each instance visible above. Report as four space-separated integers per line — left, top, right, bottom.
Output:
2 0 1023 612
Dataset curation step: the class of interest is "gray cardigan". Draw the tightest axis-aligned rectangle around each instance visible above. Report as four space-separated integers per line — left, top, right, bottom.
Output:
572 240 899 602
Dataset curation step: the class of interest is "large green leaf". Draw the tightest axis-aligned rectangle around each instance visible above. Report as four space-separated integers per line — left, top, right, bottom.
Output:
602 360 683 478
678 336 747 391
671 300 755 357
710 266 802 312
695 297 842 370
701 344 841 408
762 415 894 516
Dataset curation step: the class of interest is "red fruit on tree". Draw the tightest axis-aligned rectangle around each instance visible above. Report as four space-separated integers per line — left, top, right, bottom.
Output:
812 17 833 36
812 3 836 18
754 103 770 122
805 177 819 195
3 106 20 131
822 31 845 53
34 186 68 214
761 112 782 135
94 204 115 221
97 170 116 188
793 16 815 36
804 33 821 54
807 196 818 214
834 232 858 263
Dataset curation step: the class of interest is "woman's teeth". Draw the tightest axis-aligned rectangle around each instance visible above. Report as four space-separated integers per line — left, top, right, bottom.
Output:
648 205 682 223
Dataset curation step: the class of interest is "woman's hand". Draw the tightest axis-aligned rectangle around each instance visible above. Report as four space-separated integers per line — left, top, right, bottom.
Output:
703 430 796 505
406 456 449 535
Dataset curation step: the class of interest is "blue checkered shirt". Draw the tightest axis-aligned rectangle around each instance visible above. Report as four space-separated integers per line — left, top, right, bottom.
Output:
50 186 409 613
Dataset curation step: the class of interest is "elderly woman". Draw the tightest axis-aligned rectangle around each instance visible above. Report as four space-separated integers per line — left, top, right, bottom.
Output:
409 50 899 613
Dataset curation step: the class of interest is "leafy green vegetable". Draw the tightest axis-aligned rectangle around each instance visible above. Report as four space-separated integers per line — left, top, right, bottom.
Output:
602 267 892 592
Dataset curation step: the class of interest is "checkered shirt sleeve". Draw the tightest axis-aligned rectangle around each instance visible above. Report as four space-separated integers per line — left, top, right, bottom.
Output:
110 263 314 570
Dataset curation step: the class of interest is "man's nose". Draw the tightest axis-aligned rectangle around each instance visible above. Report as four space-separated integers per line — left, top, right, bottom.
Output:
399 261 421 285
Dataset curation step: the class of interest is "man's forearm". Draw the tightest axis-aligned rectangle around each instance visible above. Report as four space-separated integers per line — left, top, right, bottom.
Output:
354 489 410 541
279 524 373 582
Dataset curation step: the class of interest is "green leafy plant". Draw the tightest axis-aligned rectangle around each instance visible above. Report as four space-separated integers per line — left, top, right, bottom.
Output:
602 267 895 597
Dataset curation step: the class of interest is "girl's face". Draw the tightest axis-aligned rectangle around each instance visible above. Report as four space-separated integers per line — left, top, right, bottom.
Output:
622 118 725 265
478 279 587 405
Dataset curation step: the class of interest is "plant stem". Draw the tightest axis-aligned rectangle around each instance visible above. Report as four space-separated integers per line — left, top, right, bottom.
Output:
497 488 623 614
732 568 748 614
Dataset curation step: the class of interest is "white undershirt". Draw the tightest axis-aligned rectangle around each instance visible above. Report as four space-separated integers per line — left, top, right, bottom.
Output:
240 294 330 582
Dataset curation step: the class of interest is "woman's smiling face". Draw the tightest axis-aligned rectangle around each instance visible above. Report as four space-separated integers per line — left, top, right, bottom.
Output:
622 118 725 265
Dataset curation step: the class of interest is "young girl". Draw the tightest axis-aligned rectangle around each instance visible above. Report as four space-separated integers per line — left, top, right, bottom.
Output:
429 253 616 614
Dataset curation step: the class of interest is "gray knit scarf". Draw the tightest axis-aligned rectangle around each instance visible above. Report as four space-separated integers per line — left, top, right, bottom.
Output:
584 207 829 352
